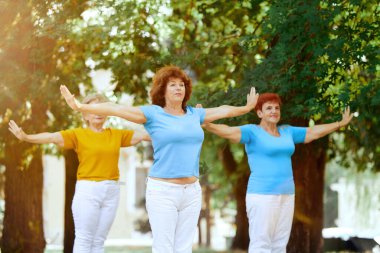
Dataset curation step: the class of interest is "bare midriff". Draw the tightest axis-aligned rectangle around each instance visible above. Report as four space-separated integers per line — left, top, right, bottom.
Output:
150 176 198 184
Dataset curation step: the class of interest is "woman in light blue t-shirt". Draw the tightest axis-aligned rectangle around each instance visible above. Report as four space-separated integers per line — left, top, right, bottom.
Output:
60 65 259 253
203 93 353 253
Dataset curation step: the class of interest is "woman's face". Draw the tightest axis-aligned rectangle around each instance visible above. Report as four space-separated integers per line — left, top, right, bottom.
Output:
164 77 185 104
84 101 107 126
258 101 281 124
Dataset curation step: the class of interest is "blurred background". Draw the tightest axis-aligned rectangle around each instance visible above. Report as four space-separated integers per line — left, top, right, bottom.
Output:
0 0 379 252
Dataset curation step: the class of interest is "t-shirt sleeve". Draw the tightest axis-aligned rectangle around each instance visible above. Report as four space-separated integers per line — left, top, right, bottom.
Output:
120 129 134 147
60 129 78 150
193 107 206 124
288 126 307 144
239 124 253 144
139 105 156 125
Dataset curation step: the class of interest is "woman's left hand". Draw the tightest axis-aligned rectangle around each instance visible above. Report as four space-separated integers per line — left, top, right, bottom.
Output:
60 85 82 111
246 87 259 110
339 107 354 127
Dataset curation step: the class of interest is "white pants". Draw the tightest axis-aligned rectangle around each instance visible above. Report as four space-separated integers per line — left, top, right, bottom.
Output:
72 180 120 253
246 194 295 253
146 178 202 253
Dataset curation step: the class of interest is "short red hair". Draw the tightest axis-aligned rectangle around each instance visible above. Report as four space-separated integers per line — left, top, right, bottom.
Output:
150 66 192 111
255 93 282 112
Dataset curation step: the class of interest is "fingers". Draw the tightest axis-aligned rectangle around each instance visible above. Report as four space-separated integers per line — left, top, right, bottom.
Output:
251 87 255 96
341 106 354 125
60 85 70 95
248 87 256 96
60 85 75 100
248 87 259 100
9 120 18 129
195 104 203 108
8 120 22 137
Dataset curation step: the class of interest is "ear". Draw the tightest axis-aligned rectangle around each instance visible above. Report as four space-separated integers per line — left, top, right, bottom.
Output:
82 112 89 121
257 110 263 119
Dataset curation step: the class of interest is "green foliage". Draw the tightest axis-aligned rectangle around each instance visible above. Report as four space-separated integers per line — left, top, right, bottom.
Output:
0 1 378 247
238 0 379 169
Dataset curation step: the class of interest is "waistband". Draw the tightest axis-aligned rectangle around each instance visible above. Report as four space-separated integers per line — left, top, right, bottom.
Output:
76 179 119 186
146 177 199 188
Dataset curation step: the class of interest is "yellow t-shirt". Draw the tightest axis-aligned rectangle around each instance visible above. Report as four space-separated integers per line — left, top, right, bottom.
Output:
60 128 134 181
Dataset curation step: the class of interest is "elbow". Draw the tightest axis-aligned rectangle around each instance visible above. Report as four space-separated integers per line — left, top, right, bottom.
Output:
304 134 318 143
220 105 234 118
231 139 240 144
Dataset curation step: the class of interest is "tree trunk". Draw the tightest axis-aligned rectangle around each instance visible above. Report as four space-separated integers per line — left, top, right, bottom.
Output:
231 165 250 250
1 145 45 253
287 142 326 253
63 150 78 253
219 144 250 250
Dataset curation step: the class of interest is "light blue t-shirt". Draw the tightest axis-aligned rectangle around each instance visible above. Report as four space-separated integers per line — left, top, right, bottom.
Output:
240 124 307 194
140 105 206 178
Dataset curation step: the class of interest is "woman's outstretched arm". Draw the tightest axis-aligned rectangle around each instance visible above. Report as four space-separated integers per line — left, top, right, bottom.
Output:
203 87 259 123
8 120 64 147
203 123 242 143
304 107 354 143
60 85 147 124
130 131 151 145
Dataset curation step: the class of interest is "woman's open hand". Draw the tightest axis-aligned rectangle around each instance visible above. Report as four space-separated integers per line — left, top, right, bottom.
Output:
8 120 27 141
339 107 354 127
246 87 259 110
60 85 82 111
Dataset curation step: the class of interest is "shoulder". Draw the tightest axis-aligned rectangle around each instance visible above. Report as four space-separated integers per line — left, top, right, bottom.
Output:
278 124 291 130
140 104 162 115
108 128 134 138
60 127 81 134
187 106 205 115
240 124 256 133
142 104 162 110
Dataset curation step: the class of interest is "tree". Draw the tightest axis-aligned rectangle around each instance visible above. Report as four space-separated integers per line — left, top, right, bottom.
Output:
0 1 54 251
0 1 88 252
236 0 379 252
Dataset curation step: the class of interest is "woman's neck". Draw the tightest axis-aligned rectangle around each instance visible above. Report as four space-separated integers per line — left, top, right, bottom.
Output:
88 124 104 132
259 121 279 136
164 102 184 115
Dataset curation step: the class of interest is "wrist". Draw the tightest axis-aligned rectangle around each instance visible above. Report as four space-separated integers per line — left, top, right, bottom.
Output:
246 104 254 112
21 134 28 142
337 121 341 129
76 102 83 111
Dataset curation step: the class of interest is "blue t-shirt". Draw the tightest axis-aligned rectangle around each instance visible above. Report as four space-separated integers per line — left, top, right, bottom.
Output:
240 124 307 194
140 105 206 178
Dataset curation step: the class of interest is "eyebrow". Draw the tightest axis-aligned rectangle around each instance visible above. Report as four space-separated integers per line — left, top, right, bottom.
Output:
168 81 184 84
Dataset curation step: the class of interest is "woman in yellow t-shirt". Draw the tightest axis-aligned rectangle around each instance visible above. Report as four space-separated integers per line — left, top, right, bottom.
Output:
8 93 150 253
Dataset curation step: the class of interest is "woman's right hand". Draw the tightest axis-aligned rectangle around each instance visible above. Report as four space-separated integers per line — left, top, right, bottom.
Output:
60 85 82 111
339 106 354 127
246 87 259 110
8 120 27 141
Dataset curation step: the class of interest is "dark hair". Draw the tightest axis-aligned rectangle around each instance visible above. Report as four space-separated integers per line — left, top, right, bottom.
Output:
255 93 282 112
150 66 192 111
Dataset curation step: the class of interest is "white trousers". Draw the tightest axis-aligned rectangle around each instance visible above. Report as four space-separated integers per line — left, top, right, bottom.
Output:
146 178 202 253
246 194 295 253
72 180 120 253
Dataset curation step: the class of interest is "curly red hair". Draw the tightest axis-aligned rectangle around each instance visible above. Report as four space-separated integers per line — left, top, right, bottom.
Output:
150 66 192 110
255 93 282 112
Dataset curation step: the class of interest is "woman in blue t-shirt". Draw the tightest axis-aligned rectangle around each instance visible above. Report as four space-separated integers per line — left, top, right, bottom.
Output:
203 93 353 253
60 65 259 253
